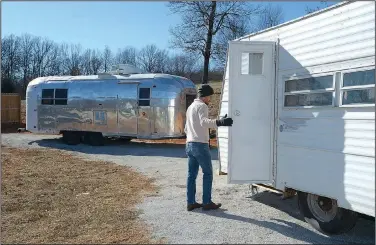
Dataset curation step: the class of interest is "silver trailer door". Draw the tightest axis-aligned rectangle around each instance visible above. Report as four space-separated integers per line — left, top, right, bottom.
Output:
137 86 152 138
117 83 138 136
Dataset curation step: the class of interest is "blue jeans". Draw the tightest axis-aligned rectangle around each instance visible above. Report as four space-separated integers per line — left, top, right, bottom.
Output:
185 142 213 205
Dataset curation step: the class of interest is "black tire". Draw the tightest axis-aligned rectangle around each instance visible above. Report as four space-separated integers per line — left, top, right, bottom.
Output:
62 131 81 145
119 137 132 142
83 132 105 146
297 191 358 235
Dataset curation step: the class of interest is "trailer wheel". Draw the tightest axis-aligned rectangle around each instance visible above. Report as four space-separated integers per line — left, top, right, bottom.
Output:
83 132 105 146
297 192 358 235
62 131 81 145
119 137 132 143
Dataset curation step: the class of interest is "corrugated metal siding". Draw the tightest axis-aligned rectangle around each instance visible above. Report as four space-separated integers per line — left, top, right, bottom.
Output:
219 1 375 175
218 1 375 215
277 145 375 216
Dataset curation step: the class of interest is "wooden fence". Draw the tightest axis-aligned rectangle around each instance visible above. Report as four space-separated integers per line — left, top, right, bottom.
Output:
1 93 21 124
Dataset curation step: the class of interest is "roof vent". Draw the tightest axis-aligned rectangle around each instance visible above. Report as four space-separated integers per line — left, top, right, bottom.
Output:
109 64 143 75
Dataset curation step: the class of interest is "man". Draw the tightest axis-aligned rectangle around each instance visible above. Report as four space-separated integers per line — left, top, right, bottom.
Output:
184 84 233 211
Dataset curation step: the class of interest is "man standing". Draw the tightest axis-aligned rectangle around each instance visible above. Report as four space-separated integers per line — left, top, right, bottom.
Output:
185 84 233 211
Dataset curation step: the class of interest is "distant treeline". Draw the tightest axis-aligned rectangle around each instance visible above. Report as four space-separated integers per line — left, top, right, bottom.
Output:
1 33 224 97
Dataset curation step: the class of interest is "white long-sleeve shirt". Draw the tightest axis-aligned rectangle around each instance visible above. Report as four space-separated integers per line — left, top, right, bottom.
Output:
185 99 217 143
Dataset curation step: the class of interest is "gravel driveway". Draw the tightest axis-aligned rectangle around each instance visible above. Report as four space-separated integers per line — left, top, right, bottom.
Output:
2 133 375 244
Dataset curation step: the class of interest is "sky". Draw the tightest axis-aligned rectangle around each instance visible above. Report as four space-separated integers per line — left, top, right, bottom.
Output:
2 1 338 53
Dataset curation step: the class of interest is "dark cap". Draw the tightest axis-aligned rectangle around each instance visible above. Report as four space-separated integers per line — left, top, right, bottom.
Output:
197 84 214 98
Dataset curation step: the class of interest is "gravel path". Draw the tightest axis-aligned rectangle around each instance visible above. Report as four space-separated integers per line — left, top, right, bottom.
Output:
2 133 375 244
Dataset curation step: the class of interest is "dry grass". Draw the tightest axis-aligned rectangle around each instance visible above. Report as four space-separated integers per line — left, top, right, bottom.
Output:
1 146 162 244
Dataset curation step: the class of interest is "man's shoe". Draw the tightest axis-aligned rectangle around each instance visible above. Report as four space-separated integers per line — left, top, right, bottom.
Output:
187 203 203 211
202 202 222 211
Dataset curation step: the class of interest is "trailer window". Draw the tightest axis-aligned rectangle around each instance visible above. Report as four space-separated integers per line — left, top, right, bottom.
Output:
41 88 68 105
138 88 150 106
341 69 375 105
55 89 68 105
241 53 263 75
41 89 54 105
284 75 334 107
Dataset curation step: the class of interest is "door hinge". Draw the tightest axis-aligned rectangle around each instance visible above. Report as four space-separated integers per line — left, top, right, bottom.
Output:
274 53 277 64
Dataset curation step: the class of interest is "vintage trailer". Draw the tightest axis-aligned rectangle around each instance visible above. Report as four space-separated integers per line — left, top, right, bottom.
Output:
217 1 375 234
26 67 197 145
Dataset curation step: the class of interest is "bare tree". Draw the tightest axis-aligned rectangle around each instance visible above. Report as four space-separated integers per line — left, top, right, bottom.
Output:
82 49 93 75
115 46 138 66
305 1 330 14
102 45 113 72
137 44 169 73
19 34 36 93
255 3 284 32
168 53 198 77
44 44 63 76
90 49 103 75
1 34 21 80
168 1 260 83
213 17 249 69
61 43 82 75
31 37 55 77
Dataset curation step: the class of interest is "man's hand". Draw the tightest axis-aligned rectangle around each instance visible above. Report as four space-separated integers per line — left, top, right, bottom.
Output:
216 114 233 127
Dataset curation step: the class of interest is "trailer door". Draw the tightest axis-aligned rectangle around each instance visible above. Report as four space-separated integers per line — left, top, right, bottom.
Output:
117 82 139 136
228 41 276 184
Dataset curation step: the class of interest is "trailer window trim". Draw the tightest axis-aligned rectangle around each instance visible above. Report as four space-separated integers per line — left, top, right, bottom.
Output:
283 74 335 108
41 88 68 105
138 87 151 107
339 68 375 107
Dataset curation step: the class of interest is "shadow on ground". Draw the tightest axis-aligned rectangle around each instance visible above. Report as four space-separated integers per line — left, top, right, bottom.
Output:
197 191 375 244
27 137 219 160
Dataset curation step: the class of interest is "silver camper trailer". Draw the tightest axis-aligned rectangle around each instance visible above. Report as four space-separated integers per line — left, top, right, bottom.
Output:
26 64 197 145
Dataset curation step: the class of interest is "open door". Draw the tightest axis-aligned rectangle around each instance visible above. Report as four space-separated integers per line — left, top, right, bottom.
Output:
228 41 276 184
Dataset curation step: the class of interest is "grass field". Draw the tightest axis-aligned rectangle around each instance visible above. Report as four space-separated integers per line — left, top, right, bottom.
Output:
1 146 162 244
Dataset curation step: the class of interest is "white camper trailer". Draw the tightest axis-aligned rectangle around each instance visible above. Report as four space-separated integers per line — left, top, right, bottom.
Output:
26 64 197 145
217 1 375 234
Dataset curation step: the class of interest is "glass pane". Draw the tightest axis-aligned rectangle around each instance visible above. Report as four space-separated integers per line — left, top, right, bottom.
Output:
241 53 263 75
55 89 68 99
139 88 150 99
250 53 263 75
138 100 150 106
285 76 333 92
55 99 67 105
241 53 249 75
284 92 333 107
343 69 375 87
342 88 375 105
42 89 54 98
41 99 53 105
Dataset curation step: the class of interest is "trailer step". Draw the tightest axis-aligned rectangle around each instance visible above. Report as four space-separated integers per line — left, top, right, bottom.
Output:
251 184 296 200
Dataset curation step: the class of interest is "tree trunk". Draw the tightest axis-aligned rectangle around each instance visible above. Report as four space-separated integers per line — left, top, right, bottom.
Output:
202 1 216 84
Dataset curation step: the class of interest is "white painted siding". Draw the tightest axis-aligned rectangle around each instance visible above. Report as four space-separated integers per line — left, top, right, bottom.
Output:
218 1 375 216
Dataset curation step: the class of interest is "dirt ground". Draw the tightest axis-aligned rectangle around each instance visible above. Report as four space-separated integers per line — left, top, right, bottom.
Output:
1 146 162 244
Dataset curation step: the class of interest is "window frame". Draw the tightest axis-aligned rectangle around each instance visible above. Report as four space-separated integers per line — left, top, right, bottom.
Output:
138 87 151 107
41 89 55 105
240 52 265 76
339 67 375 108
282 73 336 109
41 88 68 106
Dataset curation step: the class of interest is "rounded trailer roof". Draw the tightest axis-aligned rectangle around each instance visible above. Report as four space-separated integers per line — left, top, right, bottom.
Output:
28 73 196 88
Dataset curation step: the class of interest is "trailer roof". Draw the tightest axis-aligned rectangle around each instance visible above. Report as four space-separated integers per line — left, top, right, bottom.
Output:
28 73 193 86
234 1 350 41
